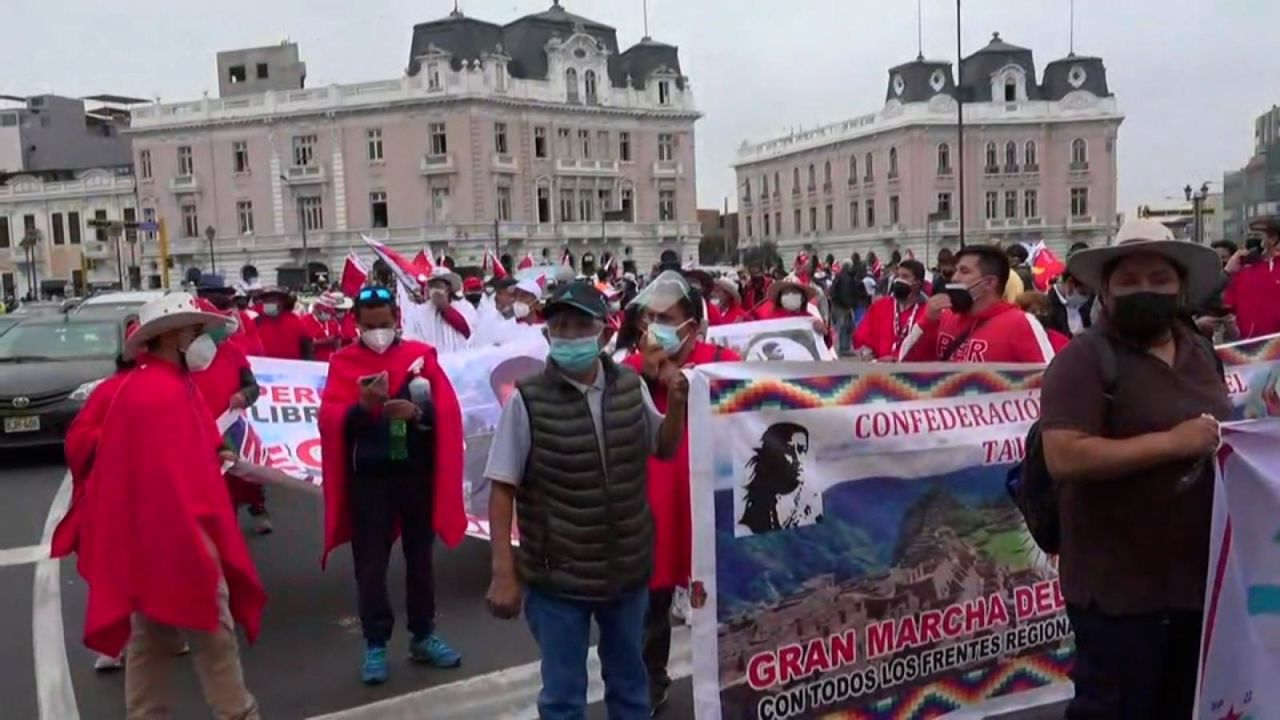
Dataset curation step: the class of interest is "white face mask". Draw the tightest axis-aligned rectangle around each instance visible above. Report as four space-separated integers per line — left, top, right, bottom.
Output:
361 328 397 354
780 292 804 311
512 301 531 319
184 333 217 372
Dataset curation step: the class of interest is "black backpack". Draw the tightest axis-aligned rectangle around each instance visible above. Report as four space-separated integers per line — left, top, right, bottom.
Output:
1007 329 1223 554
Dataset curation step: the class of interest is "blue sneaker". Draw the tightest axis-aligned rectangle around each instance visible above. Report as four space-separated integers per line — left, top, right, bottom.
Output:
361 644 388 685
409 633 462 668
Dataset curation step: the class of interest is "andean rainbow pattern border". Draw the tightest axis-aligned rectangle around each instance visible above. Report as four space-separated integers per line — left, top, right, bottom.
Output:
1217 334 1280 367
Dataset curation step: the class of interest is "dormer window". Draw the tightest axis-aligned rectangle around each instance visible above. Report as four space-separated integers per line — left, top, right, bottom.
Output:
428 62 442 91
565 68 579 103
1004 79 1017 102
584 70 597 104
495 62 507 93
994 66 1026 103
658 80 671 106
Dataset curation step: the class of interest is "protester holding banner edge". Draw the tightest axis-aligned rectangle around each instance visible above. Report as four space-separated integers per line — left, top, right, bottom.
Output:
1039 218 1230 719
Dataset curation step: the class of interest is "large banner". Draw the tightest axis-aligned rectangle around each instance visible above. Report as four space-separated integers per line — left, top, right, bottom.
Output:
237 329 548 540
707 318 836 363
687 334 1280 720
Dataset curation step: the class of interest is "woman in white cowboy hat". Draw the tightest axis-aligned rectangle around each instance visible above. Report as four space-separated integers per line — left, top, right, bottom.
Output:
708 275 749 325
67 292 267 718
303 291 345 361
750 274 831 345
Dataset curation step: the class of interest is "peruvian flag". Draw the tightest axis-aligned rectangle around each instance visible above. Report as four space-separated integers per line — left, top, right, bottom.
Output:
516 252 536 271
339 250 368 297
362 234 429 290
868 254 883 279
560 248 573 269
484 250 508 280
411 250 435 275
1028 241 1066 291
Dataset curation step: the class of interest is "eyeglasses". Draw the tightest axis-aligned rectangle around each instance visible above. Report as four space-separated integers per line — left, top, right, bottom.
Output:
357 286 393 302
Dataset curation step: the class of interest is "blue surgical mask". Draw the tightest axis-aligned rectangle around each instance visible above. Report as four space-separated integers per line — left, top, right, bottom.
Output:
548 336 600 373
648 321 689 356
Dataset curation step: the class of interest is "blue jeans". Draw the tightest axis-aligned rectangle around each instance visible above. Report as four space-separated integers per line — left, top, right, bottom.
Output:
525 585 650 720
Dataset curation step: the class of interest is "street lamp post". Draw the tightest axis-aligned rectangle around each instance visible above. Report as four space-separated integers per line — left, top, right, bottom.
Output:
21 228 40 300
1184 182 1211 244
955 0 966 249
108 224 126 289
204 225 217 273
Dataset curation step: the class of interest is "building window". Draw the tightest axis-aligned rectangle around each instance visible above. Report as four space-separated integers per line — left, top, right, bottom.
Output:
621 187 634 220
596 130 610 159
761 174 769 199
743 178 751 202
497 185 512 222
598 188 612 212
228 65 246 84
300 196 324 230
1004 190 1018 218
233 140 249 173
50 213 65 245
1023 189 1038 218
658 80 671 106
762 212 769 237
1004 141 1018 171
369 192 388 228
560 189 575 222
177 145 193 176
556 128 572 157
92 209 107 242
237 201 254 234
292 134 316 166
888 147 899 178
427 62 442 91
823 161 832 189
847 156 857 185
429 123 448 156
123 207 137 245
534 127 548 158
584 70 598 104
537 185 551 223
985 191 998 219
257 63 269 79
809 207 817 232
67 211 81 244
0 216 8 249
565 68 579 103
937 143 951 175
659 190 676 221
1024 141 1038 169
367 129 384 161
619 131 631 161
807 164 816 191
1070 187 1089 217
746 215 753 238
850 201 859 229
139 150 152 180
825 204 834 231
1005 79 1017 102
866 198 876 227
181 204 199 238
578 129 591 159
579 190 595 222
658 133 674 162
937 192 952 219
773 171 780 196
984 142 997 172
431 186 451 223
1071 138 1088 168
141 208 156 242
889 195 900 224
793 208 801 233
494 123 509 155
494 62 507 92
864 153 874 182
792 167 800 194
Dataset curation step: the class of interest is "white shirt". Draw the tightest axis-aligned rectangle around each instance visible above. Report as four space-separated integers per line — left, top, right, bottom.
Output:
398 283 471 352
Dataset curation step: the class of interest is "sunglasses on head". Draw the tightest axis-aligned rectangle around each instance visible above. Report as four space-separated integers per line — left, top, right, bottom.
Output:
357 286 394 302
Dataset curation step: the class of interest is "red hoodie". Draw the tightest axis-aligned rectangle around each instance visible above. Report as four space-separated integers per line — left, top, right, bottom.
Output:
899 300 1056 363
1224 257 1280 339
623 341 740 589
854 296 927 360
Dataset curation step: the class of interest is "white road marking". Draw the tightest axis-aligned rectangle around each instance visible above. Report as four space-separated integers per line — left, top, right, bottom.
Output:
309 625 692 720
0 544 49 567
33 471 79 720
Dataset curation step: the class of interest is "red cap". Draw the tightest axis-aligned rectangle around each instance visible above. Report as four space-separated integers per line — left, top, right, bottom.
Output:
463 276 483 293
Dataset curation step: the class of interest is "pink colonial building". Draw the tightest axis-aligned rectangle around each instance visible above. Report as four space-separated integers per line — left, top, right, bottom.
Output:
734 33 1123 264
126 1 700 286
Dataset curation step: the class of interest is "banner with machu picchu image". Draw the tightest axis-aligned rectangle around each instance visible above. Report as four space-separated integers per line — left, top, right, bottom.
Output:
686 335 1280 720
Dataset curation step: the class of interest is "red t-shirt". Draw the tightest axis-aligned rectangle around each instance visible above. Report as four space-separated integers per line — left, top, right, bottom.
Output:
854 296 926 360
1224 258 1280 339
900 301 1056 363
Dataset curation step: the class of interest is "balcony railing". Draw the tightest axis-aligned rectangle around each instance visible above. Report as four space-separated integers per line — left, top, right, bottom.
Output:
493 154 518 172
285 164 326 183
1069 214 1095 226
83 242 112 259
652 160 682 176
1023 163 1039 173
419 153 455 175
558 158 621 175
169 174 199 193
1070 161 1090 172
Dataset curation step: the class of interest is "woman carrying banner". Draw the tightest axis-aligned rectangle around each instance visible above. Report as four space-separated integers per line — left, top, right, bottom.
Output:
708 277 749 326
622 271 740 715
751 274 831 347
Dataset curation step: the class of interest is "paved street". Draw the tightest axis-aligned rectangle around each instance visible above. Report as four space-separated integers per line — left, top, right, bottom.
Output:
0 448 694 719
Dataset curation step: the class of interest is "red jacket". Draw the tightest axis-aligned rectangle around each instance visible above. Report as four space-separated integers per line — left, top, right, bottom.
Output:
256 312 309 360
623 341 740 589
1225 258 1280 338
227 310 264 357
853 297 926 360
900 301 1056 363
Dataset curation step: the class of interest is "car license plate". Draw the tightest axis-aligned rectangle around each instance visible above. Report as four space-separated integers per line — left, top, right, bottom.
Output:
4 416 40 433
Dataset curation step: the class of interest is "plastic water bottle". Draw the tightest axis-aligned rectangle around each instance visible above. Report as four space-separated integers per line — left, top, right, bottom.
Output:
389 418 408 461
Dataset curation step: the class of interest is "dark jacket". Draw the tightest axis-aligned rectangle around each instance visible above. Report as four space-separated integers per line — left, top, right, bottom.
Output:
829 268 862 310
515 357 653 601
1045 288 1094 338
345 383 435 480
1013 264 1036 291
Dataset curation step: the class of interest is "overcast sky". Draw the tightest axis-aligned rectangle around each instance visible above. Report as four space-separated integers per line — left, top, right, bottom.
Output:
6 0 1275 216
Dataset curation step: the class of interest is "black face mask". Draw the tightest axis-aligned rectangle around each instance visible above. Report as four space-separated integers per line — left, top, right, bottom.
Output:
891 280 914 301
1109 291 1180 345
465 293 482 306
207 294 233 311
945 283 975 313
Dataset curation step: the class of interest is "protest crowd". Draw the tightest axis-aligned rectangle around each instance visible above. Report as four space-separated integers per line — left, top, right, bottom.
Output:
47 213 1280 720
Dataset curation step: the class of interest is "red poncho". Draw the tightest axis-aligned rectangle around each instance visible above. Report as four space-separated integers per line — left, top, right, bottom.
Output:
623 341 739 589
72 359 266 657
301 313 342 362
339 314 359 344
256 312 309 360
227 310 265 357
318 339 466 568
52 370 132 560
191 342 250 417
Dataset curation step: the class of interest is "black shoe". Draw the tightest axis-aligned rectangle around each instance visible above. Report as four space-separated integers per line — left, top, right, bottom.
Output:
649 685 670 717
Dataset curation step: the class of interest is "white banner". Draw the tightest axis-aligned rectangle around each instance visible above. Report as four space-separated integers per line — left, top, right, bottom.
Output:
706 317 835 362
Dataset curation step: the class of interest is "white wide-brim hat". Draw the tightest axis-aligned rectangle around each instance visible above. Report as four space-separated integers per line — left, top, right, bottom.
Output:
124 291 228 359
425 266 462 294
1068 218 1222 304
767 274 819 305
713 277 742 305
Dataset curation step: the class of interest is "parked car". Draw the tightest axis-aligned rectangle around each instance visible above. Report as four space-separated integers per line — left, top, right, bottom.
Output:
10 301 67 317
0 316 124 449
72 290 166 321
0 317 18 337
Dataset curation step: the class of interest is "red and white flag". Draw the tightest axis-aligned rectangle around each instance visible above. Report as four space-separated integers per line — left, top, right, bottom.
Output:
560 248 573 269
484 250 509 280
516 252 537 271
1028 241 1066 291
362 234 429 290
339 250 367 297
